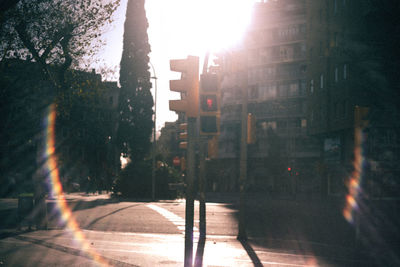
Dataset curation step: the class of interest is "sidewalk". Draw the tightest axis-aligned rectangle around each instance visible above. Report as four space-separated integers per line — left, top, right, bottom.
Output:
0 193 115 233
0 228 368 267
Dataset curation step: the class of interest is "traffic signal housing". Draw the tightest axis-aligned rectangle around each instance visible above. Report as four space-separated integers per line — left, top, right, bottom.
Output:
199 73 220 135
179 123 188 150
169 56 199 118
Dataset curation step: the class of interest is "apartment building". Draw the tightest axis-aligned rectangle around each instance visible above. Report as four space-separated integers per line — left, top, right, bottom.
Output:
306 0 400 197
215 0 320 194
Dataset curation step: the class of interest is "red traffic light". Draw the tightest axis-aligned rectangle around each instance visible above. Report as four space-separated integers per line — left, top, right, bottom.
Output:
207 98 213 109
287 167 292 172
200 95 217 111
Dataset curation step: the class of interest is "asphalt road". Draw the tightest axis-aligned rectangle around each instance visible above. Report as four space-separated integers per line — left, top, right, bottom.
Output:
45 196 239 237
0 193 395 266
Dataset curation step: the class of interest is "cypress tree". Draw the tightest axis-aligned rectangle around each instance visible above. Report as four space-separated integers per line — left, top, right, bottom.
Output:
118 0 154 162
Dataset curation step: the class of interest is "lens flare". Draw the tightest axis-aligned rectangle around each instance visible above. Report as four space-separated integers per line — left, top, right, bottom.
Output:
343 127 364 224
43 103 109 266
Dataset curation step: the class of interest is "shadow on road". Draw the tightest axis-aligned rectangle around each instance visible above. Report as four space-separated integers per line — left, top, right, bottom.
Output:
206 192 400 267
239 238 263 267
84 203 142 229
194 234 206 267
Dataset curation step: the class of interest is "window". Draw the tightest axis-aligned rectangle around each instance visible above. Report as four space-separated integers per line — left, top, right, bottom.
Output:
288 120 301 129
250 85 259 99
262 84 277 100
301 43 307 55
263 67 275 79
343 64 347 79
278 84 287 97
310 79 314 94
335 67 338 82
277 121 287 129
289 83 299 96
300 81 306 95
248 69 255 84
320 74 324 89
280 47 288 60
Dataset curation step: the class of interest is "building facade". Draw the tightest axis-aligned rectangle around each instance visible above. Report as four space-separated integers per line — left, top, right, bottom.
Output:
306 0 400 198
215 0 320 194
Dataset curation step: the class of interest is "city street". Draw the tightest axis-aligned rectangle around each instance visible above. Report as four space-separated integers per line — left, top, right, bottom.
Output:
0 193 379 266
2 0 400 266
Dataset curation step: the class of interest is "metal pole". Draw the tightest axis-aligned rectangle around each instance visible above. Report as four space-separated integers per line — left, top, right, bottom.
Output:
184 117 196 267
198 53 209 239
198 139 206 238
237 52 248 241
150 62 157 201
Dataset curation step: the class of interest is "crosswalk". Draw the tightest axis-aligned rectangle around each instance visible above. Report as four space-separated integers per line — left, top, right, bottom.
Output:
147 204 199 235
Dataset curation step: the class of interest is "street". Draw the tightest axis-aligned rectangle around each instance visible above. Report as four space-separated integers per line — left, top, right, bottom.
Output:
0 193 382 266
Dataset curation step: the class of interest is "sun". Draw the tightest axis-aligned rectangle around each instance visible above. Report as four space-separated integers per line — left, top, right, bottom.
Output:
190 0 256 53
156 0 256 57
144 0 257 127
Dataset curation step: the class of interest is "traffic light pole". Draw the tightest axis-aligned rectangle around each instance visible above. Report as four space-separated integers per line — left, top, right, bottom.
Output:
198 137 207 239
184 117 196 267
198 52 209 240
237 57 248 241
168 55 199 267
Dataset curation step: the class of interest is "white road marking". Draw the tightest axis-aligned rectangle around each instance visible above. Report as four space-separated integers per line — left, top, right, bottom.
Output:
147 204 198 235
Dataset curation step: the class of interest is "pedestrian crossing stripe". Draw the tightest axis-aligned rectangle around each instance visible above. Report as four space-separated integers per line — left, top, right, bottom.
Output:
147 204 199 235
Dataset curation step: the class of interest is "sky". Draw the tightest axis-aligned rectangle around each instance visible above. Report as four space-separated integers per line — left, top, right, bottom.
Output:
97 0 256 133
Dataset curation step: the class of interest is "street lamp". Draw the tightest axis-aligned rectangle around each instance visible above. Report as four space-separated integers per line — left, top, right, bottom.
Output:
150 62 157 201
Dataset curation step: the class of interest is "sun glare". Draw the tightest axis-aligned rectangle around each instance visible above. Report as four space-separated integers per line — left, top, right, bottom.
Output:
164 0 256 57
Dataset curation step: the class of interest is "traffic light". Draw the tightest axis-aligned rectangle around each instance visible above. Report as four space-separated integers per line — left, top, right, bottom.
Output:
179 123 187 149
199 73 220 135
169 56 199 118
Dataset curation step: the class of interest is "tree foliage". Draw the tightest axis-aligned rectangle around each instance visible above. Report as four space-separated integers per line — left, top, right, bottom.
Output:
114 159 182 199
0 0 120 93
118 0 153 161
0 60 119 195
0 0 121 196
0 60 50 196
55 70 119 192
